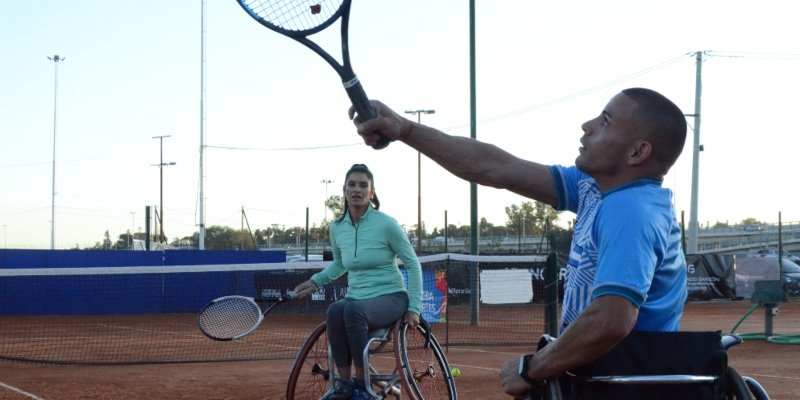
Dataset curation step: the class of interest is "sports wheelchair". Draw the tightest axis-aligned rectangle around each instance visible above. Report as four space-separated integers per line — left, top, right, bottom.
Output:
533 331 769 400
286 318 457 400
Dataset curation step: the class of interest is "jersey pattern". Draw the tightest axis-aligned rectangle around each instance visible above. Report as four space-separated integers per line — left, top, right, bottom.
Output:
561 177 601 331
550 165 602 332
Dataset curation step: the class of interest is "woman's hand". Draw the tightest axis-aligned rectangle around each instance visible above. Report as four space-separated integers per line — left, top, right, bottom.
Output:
405 311 420 329
292 280 318 300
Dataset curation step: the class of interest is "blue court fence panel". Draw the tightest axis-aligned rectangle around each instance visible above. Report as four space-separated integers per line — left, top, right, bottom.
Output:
0 249 286 316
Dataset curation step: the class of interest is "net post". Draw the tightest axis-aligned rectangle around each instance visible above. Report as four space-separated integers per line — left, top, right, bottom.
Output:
145 205 151 251
544 252 559 336
304 207 310 260
445 255 450 352
469 261 480 326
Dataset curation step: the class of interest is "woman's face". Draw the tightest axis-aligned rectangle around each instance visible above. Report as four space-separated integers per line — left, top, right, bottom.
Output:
344 172 373 207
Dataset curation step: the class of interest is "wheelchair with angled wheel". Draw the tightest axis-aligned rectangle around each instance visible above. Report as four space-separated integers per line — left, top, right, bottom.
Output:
530 331 769 400
286 318 457 400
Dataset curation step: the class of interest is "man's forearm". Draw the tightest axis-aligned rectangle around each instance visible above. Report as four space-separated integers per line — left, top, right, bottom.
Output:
403 124 500 182
402 123 557 205
526 295 638 380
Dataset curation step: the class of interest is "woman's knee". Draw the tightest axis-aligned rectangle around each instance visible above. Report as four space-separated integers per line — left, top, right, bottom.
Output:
327 299 346 315
342 301 369 323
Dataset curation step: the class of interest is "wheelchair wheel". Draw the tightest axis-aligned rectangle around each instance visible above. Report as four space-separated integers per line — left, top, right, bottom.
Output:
742 376 769 400
725 366 755 400
286 322 332 400
396 320 457 400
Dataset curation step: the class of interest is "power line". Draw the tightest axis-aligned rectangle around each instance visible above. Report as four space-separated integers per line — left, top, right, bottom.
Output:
201 51 800 152
0 153 153 169
706 51 800 60
205 142 361 152
444 53 695 131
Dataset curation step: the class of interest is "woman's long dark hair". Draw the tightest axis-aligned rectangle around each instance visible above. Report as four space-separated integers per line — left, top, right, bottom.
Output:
336 164 380 223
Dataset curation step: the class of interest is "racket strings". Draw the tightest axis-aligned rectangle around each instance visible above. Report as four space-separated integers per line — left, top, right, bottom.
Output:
198 297 262 339
243 0 342 31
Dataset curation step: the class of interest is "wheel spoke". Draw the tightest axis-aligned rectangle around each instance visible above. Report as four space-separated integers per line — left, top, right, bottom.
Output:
399 323 456 400
287 323 331 400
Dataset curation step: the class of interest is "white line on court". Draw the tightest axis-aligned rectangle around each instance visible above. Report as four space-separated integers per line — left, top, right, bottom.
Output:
748 373 800 381
447 362 501 372
455 347 525 356
0 381 45 400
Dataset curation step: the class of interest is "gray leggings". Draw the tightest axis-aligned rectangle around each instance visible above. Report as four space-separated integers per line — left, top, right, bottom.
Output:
326 291 409 370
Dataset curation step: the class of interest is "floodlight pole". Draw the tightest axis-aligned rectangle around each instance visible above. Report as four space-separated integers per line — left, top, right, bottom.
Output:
469 0 479 327
321 179 333 221
48 54 65 250
198 0 207 250
152 135 176 243
404 109 435 253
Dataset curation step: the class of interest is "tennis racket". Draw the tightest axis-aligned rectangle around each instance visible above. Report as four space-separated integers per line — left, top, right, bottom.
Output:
197 292 295 341
236 0 391 149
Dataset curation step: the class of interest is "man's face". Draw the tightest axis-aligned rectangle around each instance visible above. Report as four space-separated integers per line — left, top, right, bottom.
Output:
575 93 640 179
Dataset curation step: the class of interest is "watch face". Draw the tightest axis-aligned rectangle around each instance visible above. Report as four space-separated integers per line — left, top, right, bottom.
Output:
519 353 539 386
519 354 533 375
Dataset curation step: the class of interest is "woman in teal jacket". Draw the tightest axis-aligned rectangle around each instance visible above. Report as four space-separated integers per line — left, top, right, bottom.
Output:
293 163 423 400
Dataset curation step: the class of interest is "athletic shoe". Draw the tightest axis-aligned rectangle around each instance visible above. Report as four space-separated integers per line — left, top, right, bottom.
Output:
350 388 376 400
321 379 354 400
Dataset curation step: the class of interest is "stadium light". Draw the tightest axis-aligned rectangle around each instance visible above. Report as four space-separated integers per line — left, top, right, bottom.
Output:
47 54 65 250
321 179 333 221
152 135 176 244
404 109 435 252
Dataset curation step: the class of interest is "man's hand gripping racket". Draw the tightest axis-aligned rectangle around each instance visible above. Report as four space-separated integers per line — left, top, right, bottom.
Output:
197 292 296 341
235 0 392 149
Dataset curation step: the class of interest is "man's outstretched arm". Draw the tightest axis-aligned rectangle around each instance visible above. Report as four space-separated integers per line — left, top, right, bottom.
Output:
350 100 557 207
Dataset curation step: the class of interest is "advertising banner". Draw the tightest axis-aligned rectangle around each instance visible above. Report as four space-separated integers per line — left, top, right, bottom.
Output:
685 254 736 300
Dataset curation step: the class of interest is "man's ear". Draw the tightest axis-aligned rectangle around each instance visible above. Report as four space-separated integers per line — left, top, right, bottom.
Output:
627 140 653 166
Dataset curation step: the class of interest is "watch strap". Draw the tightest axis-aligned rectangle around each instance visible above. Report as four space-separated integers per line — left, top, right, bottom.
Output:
518 354 540 386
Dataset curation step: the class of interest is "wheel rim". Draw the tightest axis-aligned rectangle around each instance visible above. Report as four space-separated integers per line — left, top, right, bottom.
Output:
399 323 455 400
288 323 331 400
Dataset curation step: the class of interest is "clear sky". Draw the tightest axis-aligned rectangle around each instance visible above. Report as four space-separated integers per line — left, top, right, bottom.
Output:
1 1 799 249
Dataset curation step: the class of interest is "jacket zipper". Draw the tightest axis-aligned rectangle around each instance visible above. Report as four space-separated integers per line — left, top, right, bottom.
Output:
352 222 359 258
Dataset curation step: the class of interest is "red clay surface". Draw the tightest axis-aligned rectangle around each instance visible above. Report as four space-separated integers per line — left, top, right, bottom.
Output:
1 300 798 399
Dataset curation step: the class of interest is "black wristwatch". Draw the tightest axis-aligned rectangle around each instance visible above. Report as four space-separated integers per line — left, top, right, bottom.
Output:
517 353 539 386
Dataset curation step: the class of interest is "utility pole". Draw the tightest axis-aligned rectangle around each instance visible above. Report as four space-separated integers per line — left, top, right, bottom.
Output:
48 54 65 249
687 51 704 254
404 109 435 252
152 135 176 243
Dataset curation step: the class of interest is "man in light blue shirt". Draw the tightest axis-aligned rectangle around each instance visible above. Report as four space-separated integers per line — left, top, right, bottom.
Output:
350 87 688 397
551 165 686 333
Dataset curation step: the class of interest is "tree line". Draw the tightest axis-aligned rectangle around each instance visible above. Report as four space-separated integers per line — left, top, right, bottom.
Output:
76 197 768 255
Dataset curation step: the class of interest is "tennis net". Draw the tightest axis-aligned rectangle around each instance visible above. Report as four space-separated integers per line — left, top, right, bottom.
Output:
0 253 559 365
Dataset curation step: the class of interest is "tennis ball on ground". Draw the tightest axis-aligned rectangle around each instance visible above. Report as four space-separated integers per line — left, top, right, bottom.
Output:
451 367 460 377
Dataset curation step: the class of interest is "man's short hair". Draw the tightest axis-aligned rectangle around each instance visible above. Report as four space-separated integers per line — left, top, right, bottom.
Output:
623 88 687 175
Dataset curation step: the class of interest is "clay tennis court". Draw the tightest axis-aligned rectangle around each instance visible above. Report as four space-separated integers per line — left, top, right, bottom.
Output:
1 300 798 399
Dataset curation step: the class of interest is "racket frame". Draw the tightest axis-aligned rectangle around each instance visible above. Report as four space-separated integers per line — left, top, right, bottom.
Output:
235 0 389 148
197 294 290 341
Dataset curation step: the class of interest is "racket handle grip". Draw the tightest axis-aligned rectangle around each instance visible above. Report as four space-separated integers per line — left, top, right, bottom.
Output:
345 78 391 150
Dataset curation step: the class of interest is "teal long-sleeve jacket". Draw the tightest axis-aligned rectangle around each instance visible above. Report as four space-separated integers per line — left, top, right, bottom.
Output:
310 206 423 315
